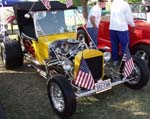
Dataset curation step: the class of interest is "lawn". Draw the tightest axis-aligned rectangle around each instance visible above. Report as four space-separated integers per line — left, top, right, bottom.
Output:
0 58 150 119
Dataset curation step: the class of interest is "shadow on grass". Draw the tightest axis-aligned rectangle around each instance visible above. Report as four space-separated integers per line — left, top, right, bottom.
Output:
0 62 150 119
0 63 61 119
72 83 150 119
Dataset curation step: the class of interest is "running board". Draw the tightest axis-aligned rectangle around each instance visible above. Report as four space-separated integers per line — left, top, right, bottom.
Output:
27 64 48 80
24 54 48 79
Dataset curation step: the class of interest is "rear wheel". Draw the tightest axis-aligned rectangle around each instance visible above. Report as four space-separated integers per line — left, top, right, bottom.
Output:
47 74 76 118
0 40 23 69
125 56 149 89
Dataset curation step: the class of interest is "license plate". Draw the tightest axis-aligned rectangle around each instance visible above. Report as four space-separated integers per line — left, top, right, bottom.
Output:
95 79 112 93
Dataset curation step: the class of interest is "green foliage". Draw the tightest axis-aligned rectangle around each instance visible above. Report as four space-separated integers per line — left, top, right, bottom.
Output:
127 0 142 3
59 0 82 6
59 0 66 3
73 0 82 6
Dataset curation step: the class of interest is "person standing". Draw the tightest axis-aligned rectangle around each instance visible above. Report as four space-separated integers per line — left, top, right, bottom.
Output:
109 0 135 65
86 0 105 47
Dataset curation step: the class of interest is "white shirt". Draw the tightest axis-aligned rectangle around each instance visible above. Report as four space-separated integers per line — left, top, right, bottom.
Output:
87 4 102 28
109 0 135 31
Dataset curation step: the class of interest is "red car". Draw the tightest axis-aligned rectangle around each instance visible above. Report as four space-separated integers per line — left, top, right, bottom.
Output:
77 3 150 68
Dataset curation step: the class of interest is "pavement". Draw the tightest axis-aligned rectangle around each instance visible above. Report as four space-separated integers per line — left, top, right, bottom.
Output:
0 103 6 119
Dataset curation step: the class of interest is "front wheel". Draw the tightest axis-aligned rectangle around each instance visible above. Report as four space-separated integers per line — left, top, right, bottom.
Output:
47 74 76 118
125 56 149 89
131 44 150 68
77 29 89 45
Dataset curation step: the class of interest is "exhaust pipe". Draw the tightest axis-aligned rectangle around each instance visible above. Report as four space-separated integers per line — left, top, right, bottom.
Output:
24 53 48 79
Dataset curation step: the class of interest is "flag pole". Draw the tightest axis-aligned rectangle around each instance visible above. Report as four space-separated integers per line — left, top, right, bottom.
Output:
118 43 129 73
118 43 135 78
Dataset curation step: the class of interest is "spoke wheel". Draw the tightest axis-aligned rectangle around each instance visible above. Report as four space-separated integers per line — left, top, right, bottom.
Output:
135 50 149 64
47 75 76 118
131 44 150 68
50 82 65 112
125 56 149 89
126 63 141 85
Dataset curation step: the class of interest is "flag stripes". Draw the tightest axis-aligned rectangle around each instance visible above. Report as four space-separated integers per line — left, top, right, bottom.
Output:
66 0 73 8
74 58 95 90
41 0 51 10
122 48 135 77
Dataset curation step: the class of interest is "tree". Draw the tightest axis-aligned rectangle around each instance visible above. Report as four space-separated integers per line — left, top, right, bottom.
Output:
81 0 88 21
59 0 88 21
127 0 141 3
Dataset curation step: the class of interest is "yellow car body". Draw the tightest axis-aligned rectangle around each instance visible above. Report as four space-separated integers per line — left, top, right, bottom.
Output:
32 32 77 64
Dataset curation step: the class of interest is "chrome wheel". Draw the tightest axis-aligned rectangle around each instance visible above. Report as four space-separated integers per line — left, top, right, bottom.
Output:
135 50 149 64
50 82 65 112
47 75 76 118
1 45 6 65
127 63 141 85
124 56 149 89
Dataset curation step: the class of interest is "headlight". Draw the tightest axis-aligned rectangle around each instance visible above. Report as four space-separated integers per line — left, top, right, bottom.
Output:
104 52 111 62
62 60 72 71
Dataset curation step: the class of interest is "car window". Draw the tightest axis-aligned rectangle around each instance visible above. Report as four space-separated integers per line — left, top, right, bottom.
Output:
34 9 84 36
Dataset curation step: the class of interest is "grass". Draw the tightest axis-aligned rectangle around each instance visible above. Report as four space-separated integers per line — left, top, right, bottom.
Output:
0 59 150 119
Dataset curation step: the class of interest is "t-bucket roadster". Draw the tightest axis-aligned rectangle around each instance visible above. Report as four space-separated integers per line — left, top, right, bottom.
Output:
0 1 149 118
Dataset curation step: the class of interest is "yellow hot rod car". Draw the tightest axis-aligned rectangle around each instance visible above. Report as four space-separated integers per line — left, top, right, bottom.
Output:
0 1 149 118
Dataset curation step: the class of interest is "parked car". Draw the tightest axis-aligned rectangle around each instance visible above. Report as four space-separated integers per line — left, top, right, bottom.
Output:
0 1 149 118
130 2 150 22
77 2 150 68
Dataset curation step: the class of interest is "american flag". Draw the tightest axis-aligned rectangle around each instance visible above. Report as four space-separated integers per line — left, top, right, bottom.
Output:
41 0 51 10
122 47 135 77
66 0 73 8
74 58 95 90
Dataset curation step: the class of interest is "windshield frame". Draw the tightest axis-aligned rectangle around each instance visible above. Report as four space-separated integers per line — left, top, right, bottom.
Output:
33 9 84 37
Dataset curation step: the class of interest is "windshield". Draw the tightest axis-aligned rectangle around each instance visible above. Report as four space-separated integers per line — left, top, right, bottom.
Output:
34 9 84 36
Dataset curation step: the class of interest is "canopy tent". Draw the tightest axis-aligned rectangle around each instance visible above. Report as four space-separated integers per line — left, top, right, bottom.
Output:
1 0 36 7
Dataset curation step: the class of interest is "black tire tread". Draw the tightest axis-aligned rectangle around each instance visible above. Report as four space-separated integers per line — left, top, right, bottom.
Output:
47 74 76 118
1 40 23 69
125 56 149 89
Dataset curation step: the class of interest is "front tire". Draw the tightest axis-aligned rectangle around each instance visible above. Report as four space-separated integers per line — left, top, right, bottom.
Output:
47 75 76 118
125 56 149 89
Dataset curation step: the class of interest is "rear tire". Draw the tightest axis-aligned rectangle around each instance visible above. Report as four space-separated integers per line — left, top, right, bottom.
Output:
125 56 149 89
0 40 23 69
47 74 76 118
